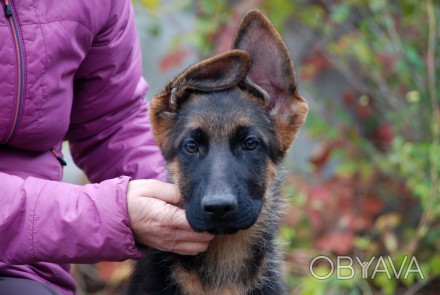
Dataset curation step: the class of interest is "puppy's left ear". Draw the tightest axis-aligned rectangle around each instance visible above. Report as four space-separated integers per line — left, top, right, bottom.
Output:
149 50 251 154
233 10 308 152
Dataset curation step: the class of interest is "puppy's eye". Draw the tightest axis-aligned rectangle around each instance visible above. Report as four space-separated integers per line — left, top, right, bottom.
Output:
184 140 199 153
243 137 259 151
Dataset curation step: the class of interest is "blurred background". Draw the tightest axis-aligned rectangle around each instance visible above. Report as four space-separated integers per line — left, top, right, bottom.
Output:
65 0 440 294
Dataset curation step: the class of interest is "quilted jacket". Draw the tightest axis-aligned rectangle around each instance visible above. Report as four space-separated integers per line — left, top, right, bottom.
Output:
0 0 165 294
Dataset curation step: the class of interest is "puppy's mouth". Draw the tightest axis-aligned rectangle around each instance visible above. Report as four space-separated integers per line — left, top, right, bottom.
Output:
206 227 240 235
188 221 241 235
187 216 258 235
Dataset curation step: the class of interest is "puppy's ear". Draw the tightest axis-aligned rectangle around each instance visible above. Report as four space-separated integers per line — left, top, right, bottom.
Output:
149 50 251 152
233 9 308 152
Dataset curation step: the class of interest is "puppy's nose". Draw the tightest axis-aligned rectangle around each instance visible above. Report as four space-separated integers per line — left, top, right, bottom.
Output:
202 195 237 219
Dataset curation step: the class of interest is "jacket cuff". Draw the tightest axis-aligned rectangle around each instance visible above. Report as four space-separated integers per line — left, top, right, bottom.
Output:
28 176 145 263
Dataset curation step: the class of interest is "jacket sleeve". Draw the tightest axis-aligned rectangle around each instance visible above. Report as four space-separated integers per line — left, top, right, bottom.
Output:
0 1 163 265
65 0 166 183
0 172 144 264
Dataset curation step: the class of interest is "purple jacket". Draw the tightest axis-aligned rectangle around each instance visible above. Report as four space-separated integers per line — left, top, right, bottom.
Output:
0 0 166 294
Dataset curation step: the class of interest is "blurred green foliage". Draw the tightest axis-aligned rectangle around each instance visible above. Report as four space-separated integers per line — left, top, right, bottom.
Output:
135 0 439 294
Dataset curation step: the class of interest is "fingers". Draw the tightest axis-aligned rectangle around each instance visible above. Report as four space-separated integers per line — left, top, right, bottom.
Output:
162 229 213 255
173 228 214 243
164 205 193 231
138 231 212 256
127 179 215 256
157 206 214 255
138 227 213 256
169 241 211 256
138 179 182 204
164 228 214 256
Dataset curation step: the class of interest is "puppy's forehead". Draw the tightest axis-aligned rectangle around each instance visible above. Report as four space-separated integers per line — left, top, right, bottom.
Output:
178 88 269 139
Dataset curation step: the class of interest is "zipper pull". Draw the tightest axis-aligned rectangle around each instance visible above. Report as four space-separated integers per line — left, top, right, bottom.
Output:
5 0 12 17
56 156 67 166
51 148 67 166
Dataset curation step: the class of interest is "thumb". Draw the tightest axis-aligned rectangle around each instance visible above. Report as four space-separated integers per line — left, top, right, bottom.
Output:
132 179 182 205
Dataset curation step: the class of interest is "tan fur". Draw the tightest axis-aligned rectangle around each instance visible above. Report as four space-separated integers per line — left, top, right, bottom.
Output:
202 229 259 283
149 92 176 152
271 97 309 152
183 106 253 141
173 265 244 295
167 161 185 208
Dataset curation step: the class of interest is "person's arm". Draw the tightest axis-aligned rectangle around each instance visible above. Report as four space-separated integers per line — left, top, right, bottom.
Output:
65 0 165 183
0 172 141 264
0 173 212 265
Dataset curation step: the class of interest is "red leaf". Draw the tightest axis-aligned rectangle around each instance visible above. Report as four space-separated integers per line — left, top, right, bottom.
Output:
342 213 372 232
316 231 355 255
342 89 357 106
376 123 394 144
300 50 331 81
355 102 373 120
212 11 241 55
361 196 384 216
378 53 396 77
307 185 333 231
158 48 190 73
309 141 333 172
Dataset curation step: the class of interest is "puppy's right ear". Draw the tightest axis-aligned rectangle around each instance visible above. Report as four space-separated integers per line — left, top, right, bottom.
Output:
232 10 308 153
149 50 251 152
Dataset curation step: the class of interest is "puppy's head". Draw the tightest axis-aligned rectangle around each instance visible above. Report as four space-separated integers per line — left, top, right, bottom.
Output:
149 10 308 234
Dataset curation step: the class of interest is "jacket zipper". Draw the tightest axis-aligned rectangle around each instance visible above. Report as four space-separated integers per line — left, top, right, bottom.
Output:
2 0 25 144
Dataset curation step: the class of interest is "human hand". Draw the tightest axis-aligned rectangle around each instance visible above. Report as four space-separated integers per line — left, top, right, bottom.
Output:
127 179 214 256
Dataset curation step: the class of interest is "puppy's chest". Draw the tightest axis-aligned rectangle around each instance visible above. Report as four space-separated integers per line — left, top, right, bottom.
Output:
171 233 265 295
173 267 244 295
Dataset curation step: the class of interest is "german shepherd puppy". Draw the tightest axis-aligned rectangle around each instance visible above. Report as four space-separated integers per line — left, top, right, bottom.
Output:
129 10 308 295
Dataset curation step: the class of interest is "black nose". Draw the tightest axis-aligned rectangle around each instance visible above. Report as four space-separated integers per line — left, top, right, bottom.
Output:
202 195 237 219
